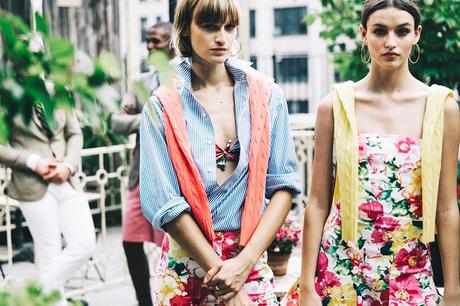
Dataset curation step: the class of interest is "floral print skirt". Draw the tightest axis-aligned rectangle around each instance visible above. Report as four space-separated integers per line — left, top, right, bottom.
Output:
154 231 279 305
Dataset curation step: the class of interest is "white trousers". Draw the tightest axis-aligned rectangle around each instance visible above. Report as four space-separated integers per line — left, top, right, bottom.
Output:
20 182 96 302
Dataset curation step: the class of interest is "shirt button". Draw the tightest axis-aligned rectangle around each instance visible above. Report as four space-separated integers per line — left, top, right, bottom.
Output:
207 139 212 145
207 167 213 173
203 113 207 118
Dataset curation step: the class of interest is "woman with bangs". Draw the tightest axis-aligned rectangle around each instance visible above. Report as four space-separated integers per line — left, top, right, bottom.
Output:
140 0 301 305
283 0 460 305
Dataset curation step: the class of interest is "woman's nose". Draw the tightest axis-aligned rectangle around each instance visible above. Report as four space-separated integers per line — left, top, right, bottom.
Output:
385 33 397 49
214 28 225 44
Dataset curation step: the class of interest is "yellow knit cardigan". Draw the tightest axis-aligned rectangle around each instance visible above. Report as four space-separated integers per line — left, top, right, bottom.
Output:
332 81 454 243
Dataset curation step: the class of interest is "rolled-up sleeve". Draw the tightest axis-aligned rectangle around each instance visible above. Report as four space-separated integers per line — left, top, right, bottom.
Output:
265 84 302 198
139 98 191 230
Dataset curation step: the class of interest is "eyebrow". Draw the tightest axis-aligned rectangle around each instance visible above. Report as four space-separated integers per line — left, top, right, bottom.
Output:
372 22 412 28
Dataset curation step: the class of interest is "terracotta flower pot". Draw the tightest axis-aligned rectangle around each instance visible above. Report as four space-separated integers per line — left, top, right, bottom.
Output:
267 253 291 276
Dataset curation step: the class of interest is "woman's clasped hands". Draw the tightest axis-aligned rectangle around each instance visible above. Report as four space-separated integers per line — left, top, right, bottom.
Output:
204 252 256 305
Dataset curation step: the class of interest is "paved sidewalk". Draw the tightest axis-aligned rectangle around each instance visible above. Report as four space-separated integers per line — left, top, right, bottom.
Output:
2 226 149 306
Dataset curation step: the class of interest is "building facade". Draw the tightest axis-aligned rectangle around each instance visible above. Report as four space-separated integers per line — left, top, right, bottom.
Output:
249 0 334 113
138 0 170 71
132 0 335 114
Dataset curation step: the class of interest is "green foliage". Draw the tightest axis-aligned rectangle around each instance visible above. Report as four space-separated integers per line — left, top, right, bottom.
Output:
131 80 151 106
147 50 175 90
312 0 460 90
82 125 126 148
0 282 61 306
0 11 122 144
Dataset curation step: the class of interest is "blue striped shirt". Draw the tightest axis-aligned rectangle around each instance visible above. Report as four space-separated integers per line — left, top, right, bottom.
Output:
139 57 301 231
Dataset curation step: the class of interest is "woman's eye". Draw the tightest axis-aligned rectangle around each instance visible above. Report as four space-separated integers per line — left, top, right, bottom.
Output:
224 24 236 30
397 29 409 36
202 24 218 30
373 29 386 36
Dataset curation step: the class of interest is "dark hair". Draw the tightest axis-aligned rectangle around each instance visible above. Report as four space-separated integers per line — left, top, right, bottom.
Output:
150 22 173 40
361 0 421 29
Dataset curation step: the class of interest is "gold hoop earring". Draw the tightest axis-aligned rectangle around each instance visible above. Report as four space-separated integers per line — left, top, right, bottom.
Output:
409 43 420 64
361 45 371 64
229 40 241 57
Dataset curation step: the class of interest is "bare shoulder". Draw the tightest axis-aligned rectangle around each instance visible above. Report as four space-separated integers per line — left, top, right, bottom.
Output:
444 96 459 114
317 92 333 114
413 78 430 92
444 96 460 131
315 93 334 133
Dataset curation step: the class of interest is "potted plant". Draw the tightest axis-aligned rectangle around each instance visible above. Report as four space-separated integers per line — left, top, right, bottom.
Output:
267 217 302 276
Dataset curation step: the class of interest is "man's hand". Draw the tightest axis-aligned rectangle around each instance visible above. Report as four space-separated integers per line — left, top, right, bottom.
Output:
43 162 71 184
122 103 137 115
204 253 256 302
34 158 57 177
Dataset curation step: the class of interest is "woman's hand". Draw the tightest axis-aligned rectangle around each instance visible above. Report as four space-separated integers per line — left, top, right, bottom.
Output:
298 287 322 306
225 289 254 306
204 253 255 301
439 291 460 306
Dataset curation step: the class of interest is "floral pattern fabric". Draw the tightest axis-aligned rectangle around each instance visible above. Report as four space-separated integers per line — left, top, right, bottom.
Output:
283 134 440 306
155 231 279 305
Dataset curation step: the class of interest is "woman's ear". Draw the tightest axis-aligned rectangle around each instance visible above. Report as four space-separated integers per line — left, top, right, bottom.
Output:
183 27 190 37
413 24 422 44
359 24 367 45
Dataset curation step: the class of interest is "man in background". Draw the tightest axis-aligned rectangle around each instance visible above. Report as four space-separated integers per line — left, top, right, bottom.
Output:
111 22 174 306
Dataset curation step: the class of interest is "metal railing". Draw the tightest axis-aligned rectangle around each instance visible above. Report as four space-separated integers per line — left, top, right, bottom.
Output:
0 142 134 293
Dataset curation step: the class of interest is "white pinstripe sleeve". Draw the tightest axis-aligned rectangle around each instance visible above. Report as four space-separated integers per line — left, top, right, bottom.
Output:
265 84 302 198
139 99 191 230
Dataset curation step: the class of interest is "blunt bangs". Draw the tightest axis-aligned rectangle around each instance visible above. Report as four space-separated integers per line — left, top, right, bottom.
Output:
193 0 240 27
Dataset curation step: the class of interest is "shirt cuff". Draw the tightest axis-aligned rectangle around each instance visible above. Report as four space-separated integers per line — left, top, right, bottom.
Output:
26 154 40 171
265 173 302 199
152 197 191 230
62 162 75 174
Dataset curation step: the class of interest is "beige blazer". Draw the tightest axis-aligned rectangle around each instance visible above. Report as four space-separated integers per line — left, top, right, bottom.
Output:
0 108 83 202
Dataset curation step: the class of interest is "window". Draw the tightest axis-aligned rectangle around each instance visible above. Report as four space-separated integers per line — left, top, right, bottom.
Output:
141 60 149 73
141 17 148 42
334 71 342 83
274 56 308 83
250 55 258 70
250 10 256 38
274 7 307 36
287 100 309 113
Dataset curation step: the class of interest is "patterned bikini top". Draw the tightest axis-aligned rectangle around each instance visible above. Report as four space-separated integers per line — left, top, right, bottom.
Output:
215 139 241 171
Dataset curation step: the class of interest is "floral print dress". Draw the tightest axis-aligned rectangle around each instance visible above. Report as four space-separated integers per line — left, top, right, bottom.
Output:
284 134 440 306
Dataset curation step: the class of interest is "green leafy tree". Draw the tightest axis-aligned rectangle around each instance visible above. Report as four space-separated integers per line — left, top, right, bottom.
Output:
0 11 122 144
309 0 460 91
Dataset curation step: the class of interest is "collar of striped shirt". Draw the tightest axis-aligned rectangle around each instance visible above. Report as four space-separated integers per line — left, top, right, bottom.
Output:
175 57 253 91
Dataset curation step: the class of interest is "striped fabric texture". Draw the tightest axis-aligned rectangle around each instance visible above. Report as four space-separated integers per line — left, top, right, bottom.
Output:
139 57 301 231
